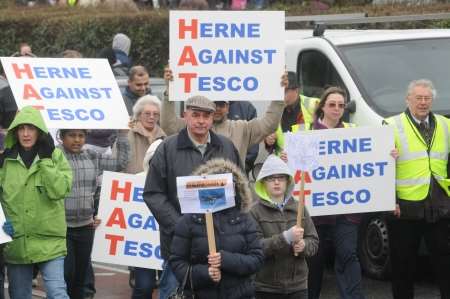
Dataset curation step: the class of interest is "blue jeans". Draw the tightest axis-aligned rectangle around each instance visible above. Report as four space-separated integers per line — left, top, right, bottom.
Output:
8 256 69 299
158 260 178 299
308 217 365 299
132 267 157 299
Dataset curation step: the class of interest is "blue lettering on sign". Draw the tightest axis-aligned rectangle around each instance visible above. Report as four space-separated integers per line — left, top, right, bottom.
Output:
318 138 373 155
127 214 158 231
312 162 388 181
46 109 105 121
122 240 162 259
312 189 371 207
124 240 138 256
31 66 92 79
154 245 161 259
198 76 258 92
198 23 261 38
196 49 276 65
139 243 153 258
133 187 144 202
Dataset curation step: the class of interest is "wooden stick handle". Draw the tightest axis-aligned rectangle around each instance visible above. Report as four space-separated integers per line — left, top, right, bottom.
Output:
296 171 305 228
205 212 216 254
295 171 306 257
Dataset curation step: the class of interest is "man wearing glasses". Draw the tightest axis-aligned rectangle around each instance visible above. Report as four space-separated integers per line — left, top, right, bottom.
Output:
384 79 450 299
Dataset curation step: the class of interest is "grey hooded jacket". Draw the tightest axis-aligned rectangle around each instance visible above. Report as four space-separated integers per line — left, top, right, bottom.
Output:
250 154 319 294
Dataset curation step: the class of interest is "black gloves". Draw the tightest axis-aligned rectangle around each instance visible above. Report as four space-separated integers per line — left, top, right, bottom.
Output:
38 133 55 159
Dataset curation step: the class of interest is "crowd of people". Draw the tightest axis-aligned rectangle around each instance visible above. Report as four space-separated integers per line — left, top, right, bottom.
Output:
14 0 334 10
0 25 449 299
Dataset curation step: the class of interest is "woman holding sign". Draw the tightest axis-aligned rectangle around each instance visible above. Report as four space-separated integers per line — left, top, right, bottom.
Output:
0 106 72 299
58 127 129 299
127 95 166 299
169 158 264 299
250 154 318 299
305 87 365 299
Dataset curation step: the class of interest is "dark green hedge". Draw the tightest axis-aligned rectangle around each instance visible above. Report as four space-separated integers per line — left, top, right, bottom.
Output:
1 4 449 76
0 7 169 75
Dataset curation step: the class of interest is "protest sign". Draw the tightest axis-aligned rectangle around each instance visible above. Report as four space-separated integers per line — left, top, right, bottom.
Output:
0 205 12 244
169 10 285 101
92 172 162 270
0 57 129 129
285 126 396 217
176 173 235 214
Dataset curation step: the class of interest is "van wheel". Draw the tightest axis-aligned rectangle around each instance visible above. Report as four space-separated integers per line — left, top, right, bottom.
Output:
358 214 391 280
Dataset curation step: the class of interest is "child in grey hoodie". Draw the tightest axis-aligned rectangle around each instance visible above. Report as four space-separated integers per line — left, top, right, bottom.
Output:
250 154 318 299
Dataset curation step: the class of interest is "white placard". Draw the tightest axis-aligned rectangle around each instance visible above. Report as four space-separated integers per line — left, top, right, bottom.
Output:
0 57 129 129
169 11 285 101
92 172 162 270
285 132 320 171
176 173 235 214
285 126 396 217
0 204 12 244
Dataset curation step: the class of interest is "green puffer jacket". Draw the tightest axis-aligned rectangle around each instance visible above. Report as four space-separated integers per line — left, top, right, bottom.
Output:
0 106 72 264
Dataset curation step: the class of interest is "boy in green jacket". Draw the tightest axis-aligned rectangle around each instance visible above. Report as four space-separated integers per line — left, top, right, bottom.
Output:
250 154 318 299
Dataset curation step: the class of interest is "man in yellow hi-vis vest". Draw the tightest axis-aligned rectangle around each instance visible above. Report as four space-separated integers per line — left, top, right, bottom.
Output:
264 71 319 157
384 79 450 299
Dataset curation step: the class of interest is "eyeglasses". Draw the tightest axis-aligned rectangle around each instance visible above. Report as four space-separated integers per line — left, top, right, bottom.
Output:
141 112 160 118
414 96 432 102
326 102 346 109
264 175 288 182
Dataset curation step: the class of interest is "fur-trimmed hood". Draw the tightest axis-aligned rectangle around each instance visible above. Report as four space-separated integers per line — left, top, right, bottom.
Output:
192 158 252 212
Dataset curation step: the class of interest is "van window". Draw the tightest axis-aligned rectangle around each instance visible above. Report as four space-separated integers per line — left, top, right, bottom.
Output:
297 50 345 98
339 38 450 117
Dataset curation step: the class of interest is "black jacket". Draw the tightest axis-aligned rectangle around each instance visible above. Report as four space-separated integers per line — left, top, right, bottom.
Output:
169 158 264 299
143 129 241 259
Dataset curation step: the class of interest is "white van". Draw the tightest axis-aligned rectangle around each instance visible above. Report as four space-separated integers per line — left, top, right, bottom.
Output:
284 28 450 279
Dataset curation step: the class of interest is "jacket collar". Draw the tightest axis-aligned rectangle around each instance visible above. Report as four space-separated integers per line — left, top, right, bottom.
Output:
1 144 40 175
176 128 223 150
405 109 435 129
258 196 297 212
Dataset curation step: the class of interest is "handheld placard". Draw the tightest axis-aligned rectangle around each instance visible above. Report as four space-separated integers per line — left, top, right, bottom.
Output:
285 131 319 256
294 171 306 257
205 212 217 254
176 172 235 254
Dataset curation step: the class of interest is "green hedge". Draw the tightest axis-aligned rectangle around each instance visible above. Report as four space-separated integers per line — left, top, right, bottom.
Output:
0 7 170 75
1 4 449 75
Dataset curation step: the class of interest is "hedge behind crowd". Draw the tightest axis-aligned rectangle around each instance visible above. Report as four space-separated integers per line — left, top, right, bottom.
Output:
1 4 450 75
0 8 170 75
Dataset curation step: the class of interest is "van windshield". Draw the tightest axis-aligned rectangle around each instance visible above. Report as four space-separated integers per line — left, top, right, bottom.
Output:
339 38 450 117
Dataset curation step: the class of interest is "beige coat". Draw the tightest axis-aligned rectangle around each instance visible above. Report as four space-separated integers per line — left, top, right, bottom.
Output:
125 122 166 174
160 96 284 165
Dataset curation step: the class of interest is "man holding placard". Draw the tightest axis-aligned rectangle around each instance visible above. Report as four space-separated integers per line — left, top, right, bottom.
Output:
143 95 241 298
384 79 450 299
160 67 286 167
264 71 319 158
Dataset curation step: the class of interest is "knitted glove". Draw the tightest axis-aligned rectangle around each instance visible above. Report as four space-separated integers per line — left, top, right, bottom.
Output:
38 133 55 159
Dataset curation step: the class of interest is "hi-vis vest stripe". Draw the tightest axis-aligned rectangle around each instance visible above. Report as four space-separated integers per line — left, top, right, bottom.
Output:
274 94 319 154
387 113 450 200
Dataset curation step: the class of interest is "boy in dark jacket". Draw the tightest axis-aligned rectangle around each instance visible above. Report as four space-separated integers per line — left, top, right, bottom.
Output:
250 155 318 299
169 158 264 299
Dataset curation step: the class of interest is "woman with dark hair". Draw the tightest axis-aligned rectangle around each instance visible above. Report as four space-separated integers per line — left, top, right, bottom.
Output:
0 106 72 299
306 86 365 299
169 158 264 299
58 128 129 299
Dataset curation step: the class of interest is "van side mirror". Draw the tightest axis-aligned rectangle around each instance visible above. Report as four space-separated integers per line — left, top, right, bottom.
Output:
346 100 356 114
